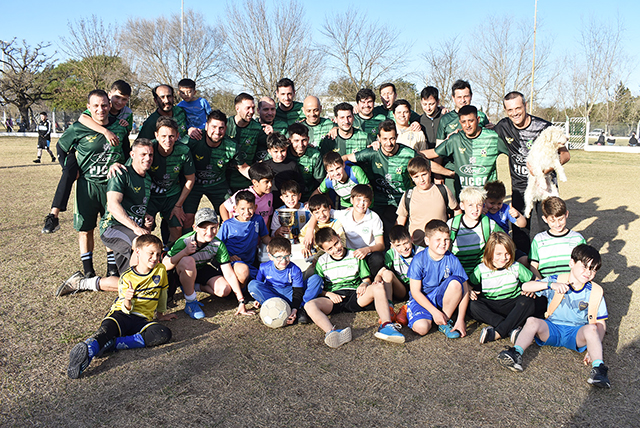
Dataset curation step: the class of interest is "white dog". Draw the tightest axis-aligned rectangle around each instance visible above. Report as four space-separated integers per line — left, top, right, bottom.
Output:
523 126 568 218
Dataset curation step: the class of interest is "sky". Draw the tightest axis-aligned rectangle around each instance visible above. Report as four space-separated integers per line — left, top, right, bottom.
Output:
2 0 640 104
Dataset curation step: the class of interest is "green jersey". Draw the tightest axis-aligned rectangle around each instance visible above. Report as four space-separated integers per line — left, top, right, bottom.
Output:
371 105 421 123
469 262 533 300
100 164 152 234
318 163 369 208
138 107 189 143
384 245 424 285
353 112 386 139
275 101 305 124
354 144 418 207
436 110 490 141
57 119 127 184
148 141 195 198
434 128 509 197
316 249 371 292
226 116 263 190
301 118 336 147
319 129 373 156
168 232 231 269
290 146 324 199
187 135 238 190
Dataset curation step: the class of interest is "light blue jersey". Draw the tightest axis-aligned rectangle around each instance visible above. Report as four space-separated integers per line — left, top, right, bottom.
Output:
537 275 608 326
178 97 212 129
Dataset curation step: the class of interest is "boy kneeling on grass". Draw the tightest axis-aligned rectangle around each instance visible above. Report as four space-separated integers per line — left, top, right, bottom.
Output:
304 228 404 348
67 235 176 379
498 244 610 388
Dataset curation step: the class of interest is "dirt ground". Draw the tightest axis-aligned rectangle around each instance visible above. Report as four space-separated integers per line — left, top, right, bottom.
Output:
0 137 638 427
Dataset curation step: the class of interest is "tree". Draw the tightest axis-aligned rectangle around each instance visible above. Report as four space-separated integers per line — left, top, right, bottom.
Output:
320 8 406 93
122 9 226 90
327 76 373 101
421 36 468 108
392 79 419 108
0 39 56 130
224 0 323 96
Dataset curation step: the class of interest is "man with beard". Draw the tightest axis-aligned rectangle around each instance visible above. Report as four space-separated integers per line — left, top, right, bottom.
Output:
138 85 189 143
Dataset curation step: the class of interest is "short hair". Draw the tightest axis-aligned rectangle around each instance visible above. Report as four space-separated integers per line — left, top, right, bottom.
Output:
420 86 439 101
458 105 478 117
276 78 295 92
268 237 291 254
133 234 163 250
40 111 47 116
131 138 153 150
288 122 308 138
356 88 376 103
88 89 109 103
207 109 227 123
389 225 411 243
111 80 132 96
425 219 450 237
379 82 396 94
155 116 178 133
235 190 256 205
541 196 567 217
503 91 526 106
308 194 331 212
350 184 373 201
322 151 344 169
248 162 274 182
266 132 290 150
378 119 397 135
483 232 516 270
484 180 506 200
152 84 174 100
280 180 301 195
391 99 412 113
234 92 254 105
333 102 354 116
315 227 339 248
407 156 431 176
451 79 472 97
459 186 487 203
178 78 196 89
571 244 602 272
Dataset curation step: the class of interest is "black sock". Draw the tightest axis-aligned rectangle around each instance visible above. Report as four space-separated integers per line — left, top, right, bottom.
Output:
81 252 94 275
106 251 117 274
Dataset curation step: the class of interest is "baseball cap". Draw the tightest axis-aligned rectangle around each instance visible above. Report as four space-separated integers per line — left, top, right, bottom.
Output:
194 207 218 226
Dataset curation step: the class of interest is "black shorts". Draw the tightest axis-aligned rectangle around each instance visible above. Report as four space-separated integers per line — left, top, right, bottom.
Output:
327 289 374 314
37 138 50 149
103 310 156 337
196 263 222 285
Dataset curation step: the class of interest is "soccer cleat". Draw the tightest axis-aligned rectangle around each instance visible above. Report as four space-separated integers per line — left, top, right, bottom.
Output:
296 308 311 324
510 327 522 345
375 323 405 344
33 158 41 163
96 339 116 357
498 347 524 372
67 342 91 379
42 213 60 234
56 271 84 297
587 364 611 388
395 304 408 326
438 319 461 339
479 326 496 344
184 300 205 320
324 327 352 348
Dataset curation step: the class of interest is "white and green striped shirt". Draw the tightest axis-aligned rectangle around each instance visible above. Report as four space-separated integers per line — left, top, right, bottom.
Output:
530 230 586 277
384 246 424 285
316 249 370 292
469 262 533 300
448 216 503 276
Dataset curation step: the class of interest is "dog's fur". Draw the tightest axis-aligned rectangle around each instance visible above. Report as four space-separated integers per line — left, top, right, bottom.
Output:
524 126 567 218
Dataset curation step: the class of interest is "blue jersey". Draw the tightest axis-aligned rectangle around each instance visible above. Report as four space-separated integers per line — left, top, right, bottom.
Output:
217 214 268 264
256 261 303 294
537 275 608 327
486 204 517 233
407 250 468 297
178 97 212 129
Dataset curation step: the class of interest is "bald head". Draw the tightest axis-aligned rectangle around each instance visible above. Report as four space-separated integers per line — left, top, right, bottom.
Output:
257 96 276 124
303 96 322 125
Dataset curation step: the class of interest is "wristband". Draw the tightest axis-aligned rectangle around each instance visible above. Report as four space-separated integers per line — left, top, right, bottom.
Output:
238 298 245 304
547 277 553 289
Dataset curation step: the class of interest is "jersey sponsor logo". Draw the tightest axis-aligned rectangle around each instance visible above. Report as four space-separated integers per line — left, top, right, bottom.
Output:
130 204 147 216
459 164 487 175
153 275 160 284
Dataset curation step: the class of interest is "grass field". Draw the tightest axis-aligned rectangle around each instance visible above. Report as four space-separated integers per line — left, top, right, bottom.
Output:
1 136 639 427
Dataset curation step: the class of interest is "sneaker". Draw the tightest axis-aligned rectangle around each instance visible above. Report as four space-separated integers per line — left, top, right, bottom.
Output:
106 267 119 277
42 213 60 234
324 327 352 348
396 304 408 326
297 308 311 325
479 326 496 344
55 271 84 297
587 364 611 388
33 158 41 163
510 327 522 344
67 342 91 379
375 323 405 344
184 300 205 319
438 320 461 339
498 347 523 372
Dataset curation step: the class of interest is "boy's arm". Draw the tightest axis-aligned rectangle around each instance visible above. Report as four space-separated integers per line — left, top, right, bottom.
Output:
156 288 178 320
521 278 570 294
78 114 120 147
162 240 197 270
509 205 527 228
221 262 255 316
219 200 232 222
353 235 384 260
528 261 542 279
342 153 357 163
409 278 448 325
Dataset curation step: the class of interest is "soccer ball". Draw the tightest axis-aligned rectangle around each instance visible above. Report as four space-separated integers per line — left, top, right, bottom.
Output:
259 297 291 329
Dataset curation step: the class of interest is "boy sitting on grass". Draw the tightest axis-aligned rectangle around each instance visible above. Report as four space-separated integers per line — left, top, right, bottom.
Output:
66 235 176 379
270 180 310 241
304 228 404 348
299 194 346 259
407 220 470 338
163 208 253 320
498 244 610 389
217 190 271 287
248 237 323 325
221 162 274 228
311 151 369 209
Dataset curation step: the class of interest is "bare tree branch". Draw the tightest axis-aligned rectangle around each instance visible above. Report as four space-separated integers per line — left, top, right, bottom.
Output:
421 36 469 108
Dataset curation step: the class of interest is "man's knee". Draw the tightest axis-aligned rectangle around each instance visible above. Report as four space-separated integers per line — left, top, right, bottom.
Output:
141 324 172 347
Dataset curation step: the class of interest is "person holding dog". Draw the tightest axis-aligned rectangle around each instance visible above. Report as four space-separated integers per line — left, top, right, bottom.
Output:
492 91 570 255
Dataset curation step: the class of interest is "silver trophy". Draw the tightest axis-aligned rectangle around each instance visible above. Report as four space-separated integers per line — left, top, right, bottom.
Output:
277 208 297 243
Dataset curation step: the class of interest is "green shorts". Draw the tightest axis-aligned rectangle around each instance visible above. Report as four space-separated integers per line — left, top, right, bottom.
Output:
147 193 182 228
184 185 230 214
74 177 107 231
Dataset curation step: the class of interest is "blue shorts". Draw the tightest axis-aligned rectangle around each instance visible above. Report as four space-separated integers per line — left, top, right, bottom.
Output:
535 320 586 352
406 275 465 328
231 260 258 281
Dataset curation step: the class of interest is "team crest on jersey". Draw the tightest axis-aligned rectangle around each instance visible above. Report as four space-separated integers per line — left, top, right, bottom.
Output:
217 159 225 168
579 301 589 311
526 139 534 149
480 149 487 157
152 275 160 284
196 154 204 161
133 186 141 193
151 166 159 172
244 139 251 146
304 166 311 173
375 162 383 169
458 147 466 154
395 166 403 174
173 165 180 172
444 266 450 278
333 148 340 152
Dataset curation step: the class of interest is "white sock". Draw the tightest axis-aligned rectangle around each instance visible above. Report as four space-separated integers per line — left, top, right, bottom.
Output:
185 292 197 302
